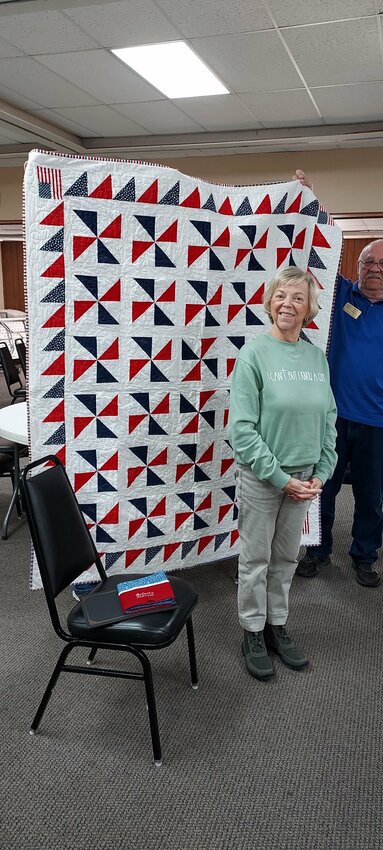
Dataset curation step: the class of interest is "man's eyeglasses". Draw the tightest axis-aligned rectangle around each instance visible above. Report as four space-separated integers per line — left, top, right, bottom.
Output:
359 258 383 270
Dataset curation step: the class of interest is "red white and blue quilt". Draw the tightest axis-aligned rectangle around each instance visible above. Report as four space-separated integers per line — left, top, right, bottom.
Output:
24 150 342 588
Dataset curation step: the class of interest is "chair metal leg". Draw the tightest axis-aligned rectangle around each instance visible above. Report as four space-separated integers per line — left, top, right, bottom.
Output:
141 655 162 766
2 444 22 539
87 647 97 665
30 644 72 733
186 617 198 689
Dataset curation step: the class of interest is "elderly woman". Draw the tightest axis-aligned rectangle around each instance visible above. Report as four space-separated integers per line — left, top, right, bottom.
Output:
228 267 337 681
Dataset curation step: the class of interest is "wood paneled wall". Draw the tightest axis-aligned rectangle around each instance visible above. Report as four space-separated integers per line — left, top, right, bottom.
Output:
339 238 372 282
1 241 24 311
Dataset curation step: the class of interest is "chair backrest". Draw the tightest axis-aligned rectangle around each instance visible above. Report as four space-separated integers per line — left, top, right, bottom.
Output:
0 340 22 394
15 337 26 377
21 455 106 600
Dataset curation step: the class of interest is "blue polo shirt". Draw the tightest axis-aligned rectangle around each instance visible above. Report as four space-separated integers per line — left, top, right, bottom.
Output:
328 275 383 427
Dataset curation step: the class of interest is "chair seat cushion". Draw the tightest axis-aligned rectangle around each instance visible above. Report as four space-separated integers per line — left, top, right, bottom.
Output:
67 573 197 647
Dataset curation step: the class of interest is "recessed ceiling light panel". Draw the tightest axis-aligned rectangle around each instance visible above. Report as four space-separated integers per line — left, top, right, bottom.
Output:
112 41 229 98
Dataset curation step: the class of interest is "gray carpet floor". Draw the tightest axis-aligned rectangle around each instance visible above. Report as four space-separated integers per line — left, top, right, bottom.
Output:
0 397 382 848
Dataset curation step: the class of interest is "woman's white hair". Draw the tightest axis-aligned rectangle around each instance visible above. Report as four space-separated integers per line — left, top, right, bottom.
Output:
263 267 319 328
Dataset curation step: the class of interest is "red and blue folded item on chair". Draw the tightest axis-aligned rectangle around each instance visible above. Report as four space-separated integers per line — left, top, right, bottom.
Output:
116 571 177 615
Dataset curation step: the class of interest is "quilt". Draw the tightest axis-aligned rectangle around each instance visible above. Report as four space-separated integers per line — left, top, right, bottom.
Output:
24 150 342 588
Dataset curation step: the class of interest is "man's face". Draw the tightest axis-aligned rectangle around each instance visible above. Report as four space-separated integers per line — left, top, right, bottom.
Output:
357 241 383 302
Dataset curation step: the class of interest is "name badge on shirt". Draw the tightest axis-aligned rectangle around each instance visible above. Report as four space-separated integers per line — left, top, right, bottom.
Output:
343 302 361 319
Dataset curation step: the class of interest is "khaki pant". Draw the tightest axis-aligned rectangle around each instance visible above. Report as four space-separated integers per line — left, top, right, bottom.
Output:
237 464 313 632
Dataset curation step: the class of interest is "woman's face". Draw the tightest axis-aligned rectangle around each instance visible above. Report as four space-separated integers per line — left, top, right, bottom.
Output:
269 280 309 338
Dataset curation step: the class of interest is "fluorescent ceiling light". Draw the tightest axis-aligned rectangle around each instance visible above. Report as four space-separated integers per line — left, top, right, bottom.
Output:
112 41 229 98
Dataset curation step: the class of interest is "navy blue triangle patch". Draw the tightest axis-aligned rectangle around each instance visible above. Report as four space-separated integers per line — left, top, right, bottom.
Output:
133 336 152 357
44 330 65 351
75 336 97 357
77 393 97 414
179 444 197 462
308 247 326 269
105 551 124 570
97 362 118 383
97 473 116 492
78 449 97 468
96 527 116 543
236 197 252 216
273 193 288 214
159 181 180 205
188 279 208 301
98 304 118 325
148 416 167 436
205 307 219 326
43 377 64 398
147 469 165 486
289 253 297 267
150 362 169 382
228 336 245 350
65 172 88 197
246 307 263 325
130 497 147 515
145 546 162 564
248 253 265 272
203 358 218 378
202 194 216 212
180 394 196 413
80 503 97 522
44 424 65 445
182 341 198 360
114 178 135 201
209 249 225 271
134 278 155 299
41 281 65 303
155 245 175 268
239 225 257 246
194 514 209 530
181 539 198 558
97 239 119 264
194 466 210 482
191 220 211 243
278 224 295 245
147 519 164 538
75 209 97 234
300 200 319 217
135 215 156 239
96 420 117 439
154 305 173 326
179 492 195 510
214 532 230 550
318 209 328 224
40 228 64 252
131 445 148 464
232 281 246 302
75 275 98 298
131 392 150 411
201 410 215 428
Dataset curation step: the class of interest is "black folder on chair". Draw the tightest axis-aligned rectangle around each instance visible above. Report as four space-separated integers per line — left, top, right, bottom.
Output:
80 584 128 628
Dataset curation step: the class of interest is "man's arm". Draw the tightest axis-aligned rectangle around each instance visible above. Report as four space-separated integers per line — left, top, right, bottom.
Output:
293 169 313 191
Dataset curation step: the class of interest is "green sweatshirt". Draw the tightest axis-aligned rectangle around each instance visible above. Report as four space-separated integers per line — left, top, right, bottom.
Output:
228 333 337 490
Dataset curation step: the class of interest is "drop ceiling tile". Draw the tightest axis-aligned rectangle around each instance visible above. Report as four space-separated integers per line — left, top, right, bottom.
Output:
52 105 149 136
64 0 180 47
269 0 377 27
0 120 45 143
239 90 322 126
312 82 383 123
156 0 271 37
113 101 203 134
0 36 23 59
172 95 262 131
30 108 99 137
0 10 95 54
0 57 100 108
190 32 303 92
0 84 44 111
37 49 163 103
282 18 383 86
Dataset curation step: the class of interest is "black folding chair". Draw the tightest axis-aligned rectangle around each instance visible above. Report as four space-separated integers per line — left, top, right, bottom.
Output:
20 455 198 766
0 442 28 539
14 337 27 379
0 341 26 403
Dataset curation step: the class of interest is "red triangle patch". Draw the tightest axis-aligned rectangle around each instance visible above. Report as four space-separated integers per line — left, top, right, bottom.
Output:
99 396 118 417
41 255 65 278
132 301 152 321
185 303 204 324
248 283 265 304
228 304 244 322
212 226 230 248
99 214 121 239
42 305 65 328
74 416 93 437
99 339 119 360
157 220 178 243
201 338 215 357
40 202 64 227
197 535 214 554
218 198 233 215
128 466 145 487
74 301 94 321
234 248 250 268
43 353 65 376
157 281 176 302
129 359 148 379
293 228 306 250
73 359 94 380
132 240 153 263
154 341 172 360
100 280 121 302
90 175 113 199
254 195 271 214
188 244 208 266
180 414 199 434
182 362 201 382
152 393 170 415
74 471 95 492
255 229 268 249
312 225 331 249
137 179 158 204
163 542 181 562
43 400 65 423
149 497 166 517
125 549 145 565
180 188 200 209
73 235 96 260
100 452 118 471
128 414 147 433
208 284 222 305
276 247 291 268
285 192 302 214
100 504 119 524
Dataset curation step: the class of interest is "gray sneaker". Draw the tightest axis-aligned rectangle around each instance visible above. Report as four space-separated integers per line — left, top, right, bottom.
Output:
264 623 309 670
242 630 274 681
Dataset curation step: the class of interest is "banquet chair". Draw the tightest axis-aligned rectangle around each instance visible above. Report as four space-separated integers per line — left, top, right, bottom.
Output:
20 455 198 766
0 341 26 403
0 444 23 518
14 337 27 379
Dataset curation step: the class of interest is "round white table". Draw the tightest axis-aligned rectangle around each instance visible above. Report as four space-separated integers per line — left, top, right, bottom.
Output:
0 401 27 445
0 401 28 538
